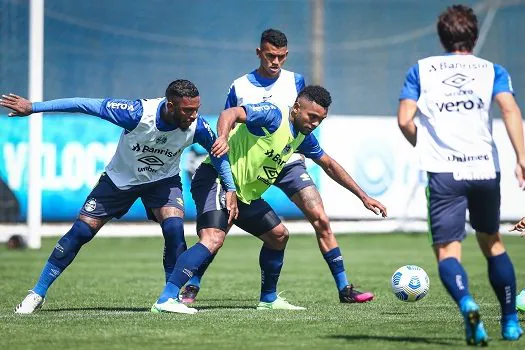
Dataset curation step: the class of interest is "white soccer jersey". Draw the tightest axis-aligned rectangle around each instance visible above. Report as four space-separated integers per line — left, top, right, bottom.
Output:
105 98 197 189
226 69 305 163
416 55 502 178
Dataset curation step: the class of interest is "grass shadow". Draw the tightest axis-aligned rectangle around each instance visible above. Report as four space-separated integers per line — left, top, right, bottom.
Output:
326 334 461 346
42 307 149 312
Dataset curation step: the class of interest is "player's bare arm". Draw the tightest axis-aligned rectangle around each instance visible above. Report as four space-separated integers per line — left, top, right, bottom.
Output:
510 217 525 236
495 92 525 188
314 153 387 217
397 99 418 147
0 94 33 117
211 106 247 157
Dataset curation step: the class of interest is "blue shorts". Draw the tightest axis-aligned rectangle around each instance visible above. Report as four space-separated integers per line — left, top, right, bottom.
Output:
426 172 501 244
79 173 184 222
273 159 316 198
191 164 281 235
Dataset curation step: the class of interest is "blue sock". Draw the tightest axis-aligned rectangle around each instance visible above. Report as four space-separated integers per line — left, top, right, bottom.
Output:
161 217 187 283
34 219 95 297
187 253 216 288
323 247 349 291
159 242 211 303
487 252 516 316
33 262 63 297
259 246 284 303
438 257 470 307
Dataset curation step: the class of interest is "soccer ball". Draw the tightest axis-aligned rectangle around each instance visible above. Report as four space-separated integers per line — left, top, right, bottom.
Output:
391 265 430 302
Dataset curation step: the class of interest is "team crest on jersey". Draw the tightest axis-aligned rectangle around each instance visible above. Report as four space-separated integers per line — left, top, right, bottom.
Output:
442 73 474 89
155 135 168 144
262 95 273 102
282 144 292 155
84 198 97 212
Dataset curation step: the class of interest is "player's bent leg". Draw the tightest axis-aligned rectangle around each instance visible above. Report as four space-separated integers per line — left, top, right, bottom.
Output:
154 210 227 313
15 216 103 314
151 207 186 283
290 186 373 303
476 232 522 341
433 241 488 346
255 224 304 310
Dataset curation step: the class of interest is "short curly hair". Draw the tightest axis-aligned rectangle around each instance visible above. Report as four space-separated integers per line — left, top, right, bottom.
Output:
165 79 199 100
297 85 332 109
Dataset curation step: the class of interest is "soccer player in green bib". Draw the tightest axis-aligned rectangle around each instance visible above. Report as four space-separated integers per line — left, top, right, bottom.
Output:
151 85 387 313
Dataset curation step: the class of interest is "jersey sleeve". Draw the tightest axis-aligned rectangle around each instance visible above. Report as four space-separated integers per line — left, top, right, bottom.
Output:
493 64 514 97
297 133 324 159
295 73 306 94
193 116 235 191
399 63 420 101
31 97 143 131
243 102 282 135
224 83 238 109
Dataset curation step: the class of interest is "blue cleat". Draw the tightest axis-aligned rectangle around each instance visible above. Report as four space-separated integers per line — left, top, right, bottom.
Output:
460 297 489 346
517 289 525 313
501 313 523 341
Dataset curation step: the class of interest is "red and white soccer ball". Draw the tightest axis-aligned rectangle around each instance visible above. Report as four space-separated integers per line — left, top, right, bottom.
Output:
391 265 430 302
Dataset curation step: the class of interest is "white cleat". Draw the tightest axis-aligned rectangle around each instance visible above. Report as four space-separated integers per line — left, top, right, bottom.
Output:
151 298 198 314
15 290 45 314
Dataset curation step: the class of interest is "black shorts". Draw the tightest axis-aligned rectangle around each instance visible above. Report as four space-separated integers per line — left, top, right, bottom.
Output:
273 159 316 198
191 164 281 235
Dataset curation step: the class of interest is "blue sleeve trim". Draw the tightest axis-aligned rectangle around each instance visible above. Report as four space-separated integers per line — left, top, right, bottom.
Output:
399 63 420 101
493 64 514 98
297 134 324 159
244 102 282 136
32 98 105 115
294 73 306 94
194 116 235 191
224 84 238 109
98 99 143 131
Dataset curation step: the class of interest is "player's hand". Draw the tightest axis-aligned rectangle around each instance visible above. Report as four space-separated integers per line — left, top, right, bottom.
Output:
0 94 33 117
515 159 525 190
225 190 238 225
361 196 387 217
510 217 525 235
211 136 229 158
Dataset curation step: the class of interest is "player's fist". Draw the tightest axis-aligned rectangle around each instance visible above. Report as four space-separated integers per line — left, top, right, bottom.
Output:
510 217 525 236
0 94 33 117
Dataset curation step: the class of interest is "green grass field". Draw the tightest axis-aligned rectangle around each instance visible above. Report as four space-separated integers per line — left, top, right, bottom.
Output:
1 232 524 349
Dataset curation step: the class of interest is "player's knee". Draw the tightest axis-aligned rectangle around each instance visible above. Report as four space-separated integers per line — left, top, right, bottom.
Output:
199 228 226 253
50 219 96 268
312 213 332 238
269 226 289 249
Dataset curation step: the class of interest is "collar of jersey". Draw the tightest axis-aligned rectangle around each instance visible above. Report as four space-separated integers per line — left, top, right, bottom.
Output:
247 69 280 87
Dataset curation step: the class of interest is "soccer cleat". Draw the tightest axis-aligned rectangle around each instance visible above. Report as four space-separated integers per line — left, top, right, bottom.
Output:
460 298 489 346
339 285 374 303
256 294 306 310
14 290 45 314
151 298 198 314
516 289 525 313
501 313 523 341
180 285 200 304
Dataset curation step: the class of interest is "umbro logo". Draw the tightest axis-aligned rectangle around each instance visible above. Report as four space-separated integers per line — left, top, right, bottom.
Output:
263 166 278 179
138 155 164 166
442 73 474 89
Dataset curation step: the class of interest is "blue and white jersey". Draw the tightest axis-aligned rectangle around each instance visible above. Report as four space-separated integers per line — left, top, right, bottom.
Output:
226 69 306 163
400 54 514 178
32 97 235 190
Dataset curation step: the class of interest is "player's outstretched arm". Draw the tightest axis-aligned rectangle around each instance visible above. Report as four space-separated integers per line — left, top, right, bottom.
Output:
0 94 33 117
397 99 418 147
495 92 525 189
314 153 387 217
211 106 247 157
510 217 525 237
